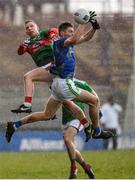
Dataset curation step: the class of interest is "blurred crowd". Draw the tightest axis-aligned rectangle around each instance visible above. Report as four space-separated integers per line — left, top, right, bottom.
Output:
0 0 69 25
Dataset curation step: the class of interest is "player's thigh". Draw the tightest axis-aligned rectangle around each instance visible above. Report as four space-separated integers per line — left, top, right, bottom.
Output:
63 101 80 111
74 89 98 104
25 67 52 82
44 97 61 116
63 101 85 117
64 126 77 142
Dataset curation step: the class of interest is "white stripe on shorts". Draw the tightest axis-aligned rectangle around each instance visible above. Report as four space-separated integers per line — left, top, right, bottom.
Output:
63 119 84 132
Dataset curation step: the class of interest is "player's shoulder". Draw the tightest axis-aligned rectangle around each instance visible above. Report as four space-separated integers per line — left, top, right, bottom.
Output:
54 36 67 46
41 27 58 35
38 28 50 38
49 27 58 33
40 28 49 33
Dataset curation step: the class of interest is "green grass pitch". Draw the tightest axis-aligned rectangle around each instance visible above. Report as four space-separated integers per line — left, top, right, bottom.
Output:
0 149 135 179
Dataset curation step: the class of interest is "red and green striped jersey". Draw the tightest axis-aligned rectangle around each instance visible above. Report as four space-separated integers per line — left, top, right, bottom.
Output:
18 28 58 67
62 78 93 125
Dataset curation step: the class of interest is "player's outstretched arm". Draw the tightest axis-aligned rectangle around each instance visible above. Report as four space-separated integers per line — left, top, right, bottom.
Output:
76 19 100 44
76 10 100 44
76 27 96 44
64 24 86 46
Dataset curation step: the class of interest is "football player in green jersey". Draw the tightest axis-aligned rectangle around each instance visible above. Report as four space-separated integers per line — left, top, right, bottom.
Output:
62 78 108 178
11 20 59 113
62 79 96 178
62 78 109 179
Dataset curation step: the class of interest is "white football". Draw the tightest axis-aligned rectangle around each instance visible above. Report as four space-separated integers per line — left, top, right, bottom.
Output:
74 9 90 24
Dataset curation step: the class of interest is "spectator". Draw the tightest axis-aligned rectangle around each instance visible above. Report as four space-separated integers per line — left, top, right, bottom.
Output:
100 95 122 150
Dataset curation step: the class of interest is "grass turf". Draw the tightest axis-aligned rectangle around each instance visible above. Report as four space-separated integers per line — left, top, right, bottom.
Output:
0 149 134 179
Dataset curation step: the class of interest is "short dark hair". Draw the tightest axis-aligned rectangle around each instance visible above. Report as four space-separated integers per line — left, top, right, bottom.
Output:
58 22 73 35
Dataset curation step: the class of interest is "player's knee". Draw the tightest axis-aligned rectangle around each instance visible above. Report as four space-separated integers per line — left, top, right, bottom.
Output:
24 73 31 82
24 72 35 82
88 96 99 107
43 111 54 120
96 96 100 106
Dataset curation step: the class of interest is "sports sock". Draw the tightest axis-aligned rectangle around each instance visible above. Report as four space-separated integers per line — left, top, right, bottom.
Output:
80 117 89 127
93 127 101 136
13 120 22 129
24 96 32 106
70 160 77 172
81 161 90 171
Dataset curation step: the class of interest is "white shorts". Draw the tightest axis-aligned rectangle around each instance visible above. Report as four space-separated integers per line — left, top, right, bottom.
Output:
51 77 82 101
63 119 84 132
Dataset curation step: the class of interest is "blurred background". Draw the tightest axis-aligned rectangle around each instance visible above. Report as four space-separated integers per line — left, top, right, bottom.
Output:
0 0 134 151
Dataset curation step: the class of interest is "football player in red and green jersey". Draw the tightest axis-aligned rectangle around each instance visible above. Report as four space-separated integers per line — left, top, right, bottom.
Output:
62 79 96 178
11 20 59 113
18 26 58 67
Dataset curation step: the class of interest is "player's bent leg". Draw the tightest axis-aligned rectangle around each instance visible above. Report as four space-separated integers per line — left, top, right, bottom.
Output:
73 89 100 127
73 89 99 107
24 66 52 84
44 97 61 119
6 98 61 143
73 90 100 141
24 67 52 97
63 101 86 122
6 111 47 143
21 97 61 124
11 67 53 114
74 90 113 140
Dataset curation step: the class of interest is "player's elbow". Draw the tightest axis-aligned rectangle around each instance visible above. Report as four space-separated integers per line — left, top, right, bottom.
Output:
17 46 26 55
18 51 23 55
65 37 77 46
17 49 24 55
